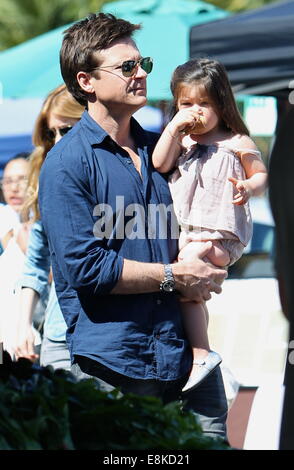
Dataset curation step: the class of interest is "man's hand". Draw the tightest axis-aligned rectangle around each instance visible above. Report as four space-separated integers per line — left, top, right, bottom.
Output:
173 242 227 303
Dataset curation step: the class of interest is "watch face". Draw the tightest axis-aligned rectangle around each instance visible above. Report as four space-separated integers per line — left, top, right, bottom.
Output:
163 280 175 292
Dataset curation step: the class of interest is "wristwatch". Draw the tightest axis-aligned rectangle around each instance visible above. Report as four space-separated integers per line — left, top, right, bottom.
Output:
160 264 176 293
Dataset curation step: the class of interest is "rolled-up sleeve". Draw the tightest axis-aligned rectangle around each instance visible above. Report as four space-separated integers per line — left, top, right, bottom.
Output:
39 151 124 296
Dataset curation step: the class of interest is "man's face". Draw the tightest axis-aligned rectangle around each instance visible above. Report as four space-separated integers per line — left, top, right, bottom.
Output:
90 37 148 114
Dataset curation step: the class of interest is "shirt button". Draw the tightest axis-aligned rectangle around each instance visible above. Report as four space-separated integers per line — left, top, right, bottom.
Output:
156 299 162 305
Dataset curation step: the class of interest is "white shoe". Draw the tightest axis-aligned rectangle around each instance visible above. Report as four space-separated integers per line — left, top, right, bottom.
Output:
182 351 222 393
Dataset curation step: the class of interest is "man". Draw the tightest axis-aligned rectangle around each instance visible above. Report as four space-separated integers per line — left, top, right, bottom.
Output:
39 13 228 438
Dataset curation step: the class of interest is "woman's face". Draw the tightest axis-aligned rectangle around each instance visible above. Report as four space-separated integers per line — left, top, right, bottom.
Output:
2 158 29 213
47 113 80 144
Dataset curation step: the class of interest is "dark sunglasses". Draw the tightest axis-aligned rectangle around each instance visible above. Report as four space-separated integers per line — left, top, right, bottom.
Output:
122 57 153 77
96 57 153 78
46 126 73 141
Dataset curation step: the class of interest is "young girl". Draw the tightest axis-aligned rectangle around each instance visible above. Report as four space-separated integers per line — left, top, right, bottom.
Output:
152 58 267 393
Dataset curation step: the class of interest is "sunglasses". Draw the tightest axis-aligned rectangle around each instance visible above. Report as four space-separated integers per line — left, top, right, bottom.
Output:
95 57 153 78
46 126 73 141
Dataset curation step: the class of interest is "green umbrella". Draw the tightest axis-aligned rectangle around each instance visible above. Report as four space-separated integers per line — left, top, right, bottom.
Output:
0 0 228 101
0 24 65 99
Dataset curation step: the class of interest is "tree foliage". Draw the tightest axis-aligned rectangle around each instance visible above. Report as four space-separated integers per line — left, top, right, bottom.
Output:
0 0 115 51
208 0 277 13
0 0 279 51
0 352 230 450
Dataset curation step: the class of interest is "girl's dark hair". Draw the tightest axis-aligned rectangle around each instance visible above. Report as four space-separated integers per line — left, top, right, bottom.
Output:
170 58 249 136
60 13 141 106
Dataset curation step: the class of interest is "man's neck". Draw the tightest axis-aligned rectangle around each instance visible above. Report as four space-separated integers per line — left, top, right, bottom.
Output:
88 102 133 147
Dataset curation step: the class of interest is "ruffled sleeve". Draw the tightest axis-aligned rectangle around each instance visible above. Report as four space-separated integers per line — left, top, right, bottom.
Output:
233 148 262 159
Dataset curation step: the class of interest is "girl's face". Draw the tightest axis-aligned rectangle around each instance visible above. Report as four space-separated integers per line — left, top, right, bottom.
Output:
176 84 220 136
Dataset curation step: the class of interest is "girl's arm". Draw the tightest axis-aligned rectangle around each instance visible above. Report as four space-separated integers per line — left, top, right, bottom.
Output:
229 135 268 205
152 124 182 173
152 108 202 173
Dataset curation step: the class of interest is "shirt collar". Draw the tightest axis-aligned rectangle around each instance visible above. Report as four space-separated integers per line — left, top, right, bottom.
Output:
130 116 150 148
79 109 154 148
80 110 108 145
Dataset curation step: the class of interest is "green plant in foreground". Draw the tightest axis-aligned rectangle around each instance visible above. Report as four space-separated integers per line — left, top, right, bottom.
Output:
0 352 230 450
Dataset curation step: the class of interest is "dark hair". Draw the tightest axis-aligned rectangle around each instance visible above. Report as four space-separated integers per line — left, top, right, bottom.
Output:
12 152 30 160
60 13 141 106
3 153 30 171
170 58 249 136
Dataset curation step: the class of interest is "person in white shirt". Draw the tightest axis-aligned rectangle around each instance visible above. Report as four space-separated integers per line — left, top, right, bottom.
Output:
0 154 29 251
0 154 30 355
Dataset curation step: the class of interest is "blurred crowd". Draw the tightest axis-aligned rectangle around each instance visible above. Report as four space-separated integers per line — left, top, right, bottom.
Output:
0 84 84 369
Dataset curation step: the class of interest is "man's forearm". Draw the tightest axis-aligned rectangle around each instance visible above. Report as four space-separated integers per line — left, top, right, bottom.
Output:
111 247 227 303
111 259 164 294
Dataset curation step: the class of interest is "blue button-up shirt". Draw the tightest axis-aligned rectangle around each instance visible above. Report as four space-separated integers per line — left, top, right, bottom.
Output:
39 110 191 381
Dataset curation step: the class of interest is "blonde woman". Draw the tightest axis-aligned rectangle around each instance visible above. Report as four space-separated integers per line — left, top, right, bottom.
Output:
22 84 84 222
14 85 84 367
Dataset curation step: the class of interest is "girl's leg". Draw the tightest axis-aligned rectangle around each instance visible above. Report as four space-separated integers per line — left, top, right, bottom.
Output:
181 300 209 356
178 239 230 268
178 239 228 356
181 299 221 392
179 240 226 392
204 239 231 268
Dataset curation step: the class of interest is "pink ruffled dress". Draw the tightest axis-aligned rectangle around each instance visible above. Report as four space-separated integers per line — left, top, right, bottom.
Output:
169 141 260 265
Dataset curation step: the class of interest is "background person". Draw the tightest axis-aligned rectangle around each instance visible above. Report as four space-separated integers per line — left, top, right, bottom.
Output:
0 154 30 355
14 84 84 368
0 154 29 252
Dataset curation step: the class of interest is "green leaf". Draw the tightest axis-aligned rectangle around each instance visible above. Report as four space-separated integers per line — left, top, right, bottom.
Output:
0 355 230 450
